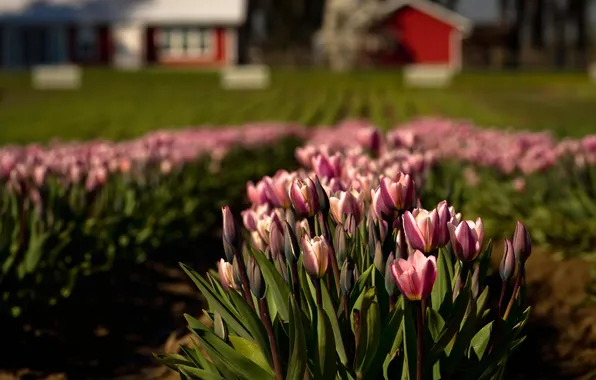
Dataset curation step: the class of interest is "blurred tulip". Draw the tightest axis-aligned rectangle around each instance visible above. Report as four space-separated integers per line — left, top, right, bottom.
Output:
403 208 440 253
269 221 284 260
391 250 437 301
447 218 484 262
312 153 342 179
372 174 415 219
301 235 330 279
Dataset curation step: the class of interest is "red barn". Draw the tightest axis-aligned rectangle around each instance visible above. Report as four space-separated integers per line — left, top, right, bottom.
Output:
0 0 246 69
369 0 473 70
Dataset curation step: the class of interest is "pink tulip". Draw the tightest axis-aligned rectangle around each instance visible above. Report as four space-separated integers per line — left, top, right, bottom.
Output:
447 218 484 262
289 178 320 218
372 175 415 220
312 153 342 179
301 235 330 279
402 208 440 253
391 250 437 301
329 190 364 234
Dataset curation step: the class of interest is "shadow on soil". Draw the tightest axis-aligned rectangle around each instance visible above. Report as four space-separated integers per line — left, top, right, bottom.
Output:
0 248 595 380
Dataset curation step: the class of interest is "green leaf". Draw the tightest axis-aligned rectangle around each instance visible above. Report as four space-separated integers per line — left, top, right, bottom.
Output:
469 321 493 360
368 298 405 379
428 285 471 362
178 365 226 380
229 336 272 374
355 293 381 378
228 289 273 368
320 279 349 365
251 248 291 321
442 299 478 378
192 326 275 379
349 264 374 311
509 336 527 353
317 308 337 379
153 353 193 371
287 296 307 380
427 308 445 342
475 287 489 319
180 264 251 341
431 248 453 316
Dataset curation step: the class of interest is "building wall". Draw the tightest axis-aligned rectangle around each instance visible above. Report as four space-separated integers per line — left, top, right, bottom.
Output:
390 6 453 65
153 26 229 67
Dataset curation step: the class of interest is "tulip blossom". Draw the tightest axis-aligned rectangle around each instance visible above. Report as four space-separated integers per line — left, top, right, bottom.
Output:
402 208 440 253
391 250 437 301
447 218 485 262
289 178 320 218
329 190 364 234
375 174 415 218
301 235 330 279
217 259 236 290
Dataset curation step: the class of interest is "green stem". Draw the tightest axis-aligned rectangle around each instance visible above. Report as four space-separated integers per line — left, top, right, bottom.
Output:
503 264 524 320
416 300 424 380
259 297 283 380
314 277 323 307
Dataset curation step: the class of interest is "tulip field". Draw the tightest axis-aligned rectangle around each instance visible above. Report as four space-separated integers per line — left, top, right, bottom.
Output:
1 70 596 379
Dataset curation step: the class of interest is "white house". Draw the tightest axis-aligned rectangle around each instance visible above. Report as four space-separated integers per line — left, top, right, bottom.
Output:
0 0 247 69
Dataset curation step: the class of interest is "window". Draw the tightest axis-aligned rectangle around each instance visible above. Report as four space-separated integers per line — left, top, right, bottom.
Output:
159 27 213 58
77 25 97 61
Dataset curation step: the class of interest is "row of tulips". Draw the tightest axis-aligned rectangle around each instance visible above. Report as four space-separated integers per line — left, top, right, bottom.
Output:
158 142 532 379
3 116 596 318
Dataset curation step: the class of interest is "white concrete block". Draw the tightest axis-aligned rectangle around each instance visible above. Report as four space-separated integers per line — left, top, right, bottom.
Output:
112 23 145 70
589 62 596 83
220 65 271 90
31 64 81 90
403 64 454 88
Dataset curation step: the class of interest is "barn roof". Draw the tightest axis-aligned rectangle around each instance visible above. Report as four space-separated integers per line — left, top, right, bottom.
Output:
0 0 247 25
378 0 473 35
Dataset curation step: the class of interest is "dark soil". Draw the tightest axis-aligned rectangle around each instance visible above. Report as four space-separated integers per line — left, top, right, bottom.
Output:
1 249 595 380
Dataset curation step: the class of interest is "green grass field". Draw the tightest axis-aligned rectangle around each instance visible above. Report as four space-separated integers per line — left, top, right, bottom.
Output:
1 69 596 144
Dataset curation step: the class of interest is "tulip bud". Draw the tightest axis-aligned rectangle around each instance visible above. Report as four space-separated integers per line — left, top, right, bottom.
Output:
217 259 235 290
213 312 227 341
313 176 330 215
289 178 320 218
301 235 330 279
395 218 408 259
436 201 452 247
247 255 266 299
385 253 397 296
269 220 284 260
232 257 243 290
447 218 484 262
500 238 516 281
374 240 384 273
367 213 378 259
512 221 532 264
340 260 356 296
222 206 239 262
274 256 289 284
284 221 301 264
334 225 348 266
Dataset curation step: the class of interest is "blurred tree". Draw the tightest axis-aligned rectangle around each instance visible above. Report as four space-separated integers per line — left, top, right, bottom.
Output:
550 0 568 67
505 0 527 67
568 0 589 67
530 0 546 49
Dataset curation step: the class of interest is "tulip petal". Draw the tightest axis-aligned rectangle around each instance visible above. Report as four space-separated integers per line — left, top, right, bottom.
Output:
410 250 427 273
420 257 437 299
403 211 425 252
